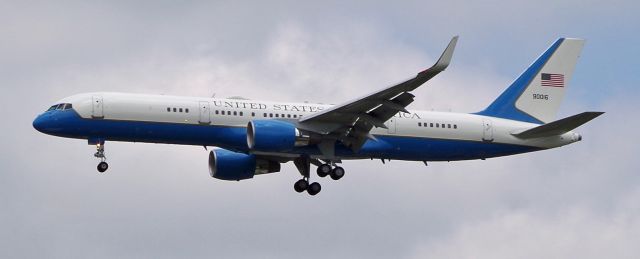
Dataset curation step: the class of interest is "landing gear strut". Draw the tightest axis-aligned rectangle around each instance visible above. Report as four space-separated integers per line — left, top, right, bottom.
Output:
94 143 108 173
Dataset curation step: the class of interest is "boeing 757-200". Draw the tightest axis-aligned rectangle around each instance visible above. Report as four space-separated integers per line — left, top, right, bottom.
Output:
33 37 603 195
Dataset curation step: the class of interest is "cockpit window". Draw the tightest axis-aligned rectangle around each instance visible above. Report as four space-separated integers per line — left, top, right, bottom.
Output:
47 103 73 112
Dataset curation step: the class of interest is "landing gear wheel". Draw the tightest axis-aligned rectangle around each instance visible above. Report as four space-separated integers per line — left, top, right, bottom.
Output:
97 161 109 173
307 182 321 195
294 179 309 193
94 143 108 173
317 164 332 177
330 166 345 180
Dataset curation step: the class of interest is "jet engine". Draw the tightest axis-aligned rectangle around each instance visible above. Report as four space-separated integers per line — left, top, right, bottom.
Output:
208 149 280 181
247 120 315 152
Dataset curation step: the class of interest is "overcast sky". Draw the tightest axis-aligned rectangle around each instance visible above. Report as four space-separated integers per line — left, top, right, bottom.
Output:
2 1 639 258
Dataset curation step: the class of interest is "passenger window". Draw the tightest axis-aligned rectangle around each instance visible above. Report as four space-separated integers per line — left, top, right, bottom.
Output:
436 123 439 128
179 108 183 113
173 108 177 112
263 113 267 117
233 111 237 116
430 123 433 127
185 108 189 113
269 113 273 117
275 114 279 118
252 112 255 117
167 107 171 112
418 122 422 127
448 124 451 128
240 112 243 116
287 114 291 118
454 125 457 129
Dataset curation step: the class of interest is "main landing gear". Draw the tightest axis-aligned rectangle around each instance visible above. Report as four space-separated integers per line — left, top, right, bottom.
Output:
94 143 109 173
294 179 321 195
317 163 344 180
293 155 346 196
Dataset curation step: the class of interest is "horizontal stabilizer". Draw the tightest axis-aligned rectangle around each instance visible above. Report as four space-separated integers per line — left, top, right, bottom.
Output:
512 111 604 139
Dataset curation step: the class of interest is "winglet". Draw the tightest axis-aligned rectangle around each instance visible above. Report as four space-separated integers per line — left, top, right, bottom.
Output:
426 36 458 72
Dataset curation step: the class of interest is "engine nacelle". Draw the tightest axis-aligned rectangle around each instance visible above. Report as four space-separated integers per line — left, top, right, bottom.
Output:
208 149 280 181
247 120 312 152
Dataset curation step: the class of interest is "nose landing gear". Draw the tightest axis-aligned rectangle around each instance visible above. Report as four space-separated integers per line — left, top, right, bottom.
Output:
94 143 108 173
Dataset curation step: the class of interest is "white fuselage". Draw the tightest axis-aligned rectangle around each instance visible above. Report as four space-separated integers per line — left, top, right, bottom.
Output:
40 92 580 161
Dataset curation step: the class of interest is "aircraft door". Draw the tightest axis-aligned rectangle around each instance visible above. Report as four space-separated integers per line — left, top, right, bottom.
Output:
92 95 104 118
482 119 494 142
386 118 397 134
198 101 211 124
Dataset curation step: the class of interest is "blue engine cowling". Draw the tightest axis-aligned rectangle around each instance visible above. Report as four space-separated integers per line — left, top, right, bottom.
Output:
208 149 280 181
247 120 311 152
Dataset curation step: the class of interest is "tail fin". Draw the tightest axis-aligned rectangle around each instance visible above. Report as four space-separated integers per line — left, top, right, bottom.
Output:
477 38 585 124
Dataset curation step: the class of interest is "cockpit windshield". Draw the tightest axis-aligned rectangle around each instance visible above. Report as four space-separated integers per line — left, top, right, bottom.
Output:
46 103 73 112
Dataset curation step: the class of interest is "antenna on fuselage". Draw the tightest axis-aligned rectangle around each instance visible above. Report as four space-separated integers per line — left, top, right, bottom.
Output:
211 93 216 98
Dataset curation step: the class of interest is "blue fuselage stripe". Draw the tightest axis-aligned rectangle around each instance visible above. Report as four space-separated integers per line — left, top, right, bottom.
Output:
35 110 541 161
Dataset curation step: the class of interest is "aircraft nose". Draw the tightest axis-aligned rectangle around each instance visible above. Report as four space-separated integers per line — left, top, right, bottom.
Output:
33 114 50 133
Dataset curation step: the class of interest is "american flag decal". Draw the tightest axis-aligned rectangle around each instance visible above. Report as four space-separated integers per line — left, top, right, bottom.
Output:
541 73 564 87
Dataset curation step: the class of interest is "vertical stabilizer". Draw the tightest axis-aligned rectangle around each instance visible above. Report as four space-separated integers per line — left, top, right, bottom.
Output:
477 38 585 124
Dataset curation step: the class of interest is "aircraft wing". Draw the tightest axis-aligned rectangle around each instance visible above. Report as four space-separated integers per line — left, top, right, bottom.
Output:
297 36 458 154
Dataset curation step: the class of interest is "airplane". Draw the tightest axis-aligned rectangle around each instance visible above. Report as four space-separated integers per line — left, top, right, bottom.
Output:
33 37 603 196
